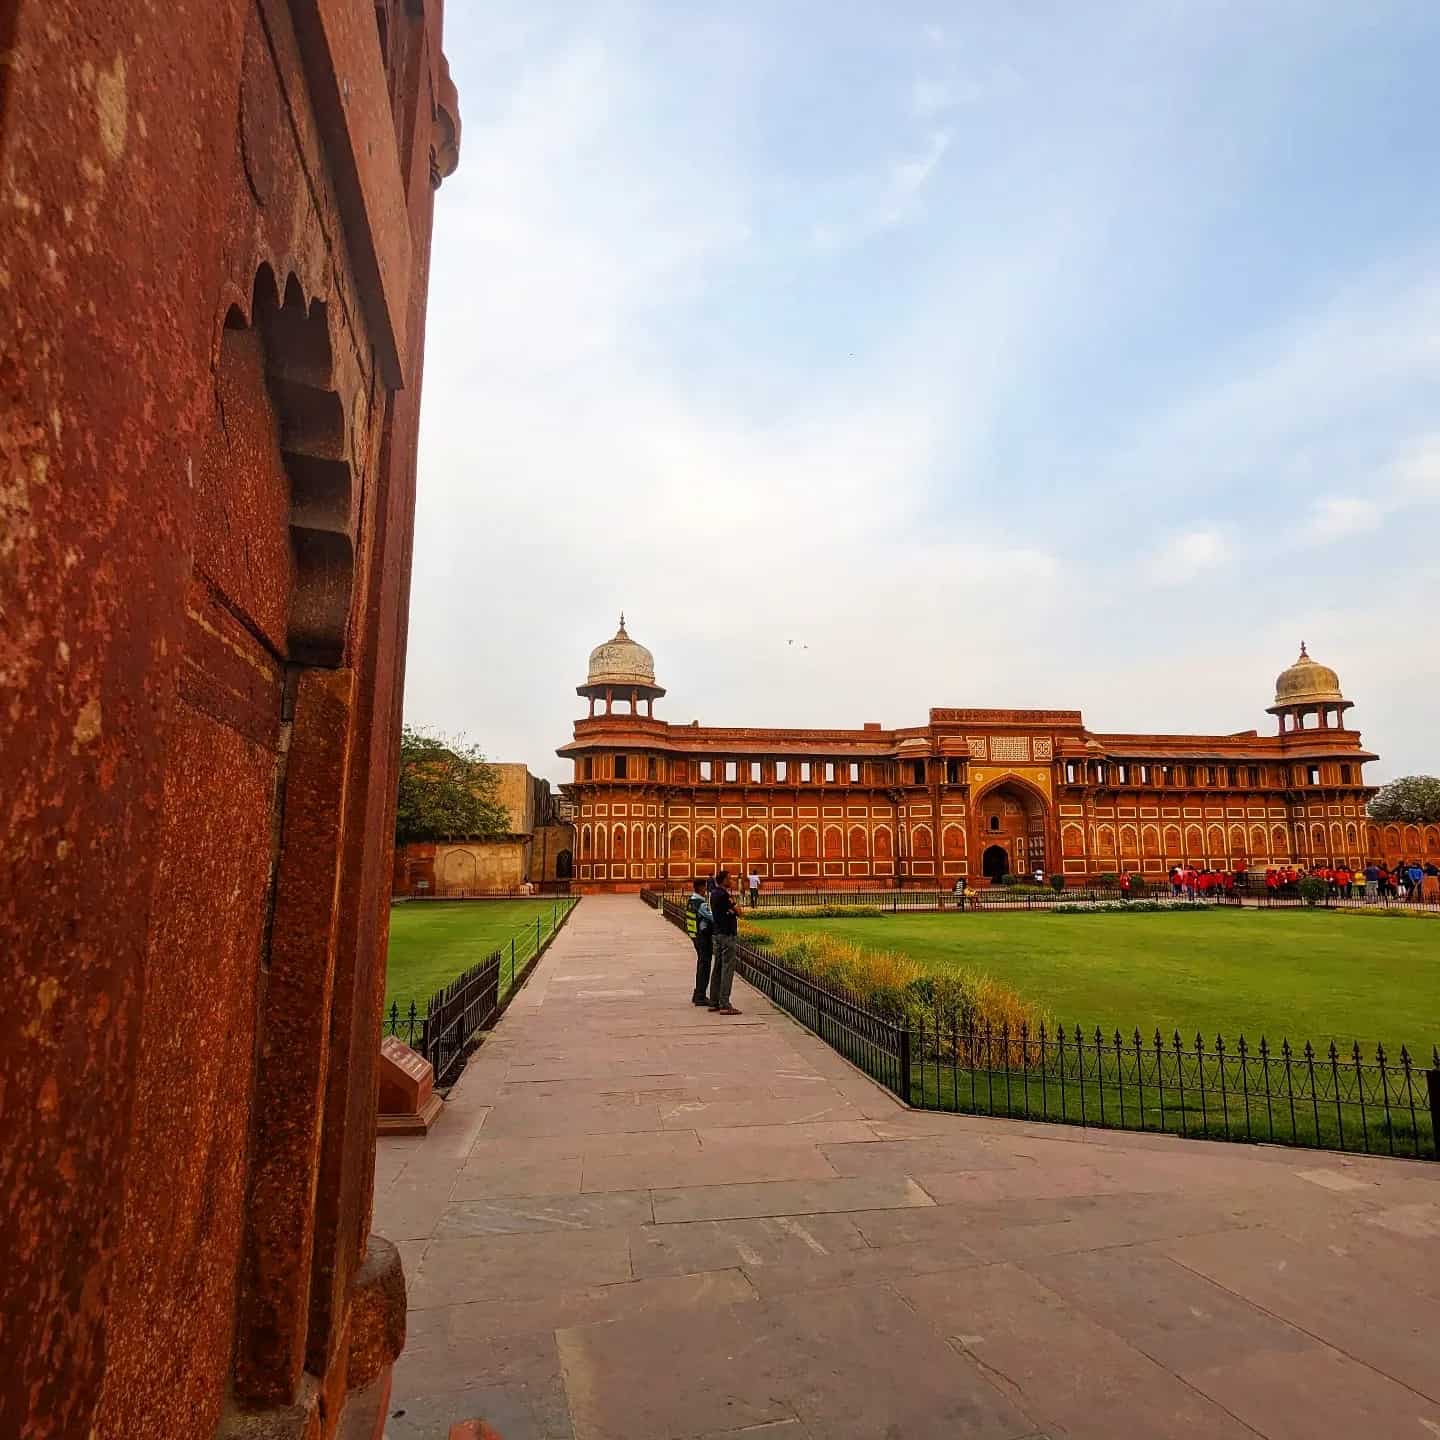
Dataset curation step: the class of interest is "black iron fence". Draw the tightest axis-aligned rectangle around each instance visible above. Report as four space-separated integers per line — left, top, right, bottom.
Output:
646 885 1440 916
1256 891 1440 912
643 891 1440 1159
383 897 578 1086
644 887 1233 912
910 1017 1439 1160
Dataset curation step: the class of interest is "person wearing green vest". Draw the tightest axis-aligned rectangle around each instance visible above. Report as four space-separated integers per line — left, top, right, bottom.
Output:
685 876 714 1006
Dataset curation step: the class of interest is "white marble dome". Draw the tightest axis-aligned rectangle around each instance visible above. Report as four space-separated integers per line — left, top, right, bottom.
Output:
586 615 658 689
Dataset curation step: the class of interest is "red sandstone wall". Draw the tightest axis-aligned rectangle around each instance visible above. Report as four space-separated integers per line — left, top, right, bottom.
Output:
0 3 457 1436
563 730 1408 893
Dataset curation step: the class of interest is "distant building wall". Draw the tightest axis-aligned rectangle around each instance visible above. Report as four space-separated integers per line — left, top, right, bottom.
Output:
391 766 575 894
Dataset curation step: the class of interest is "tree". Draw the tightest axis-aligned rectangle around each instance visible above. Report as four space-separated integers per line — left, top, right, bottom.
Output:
394 726 509 844
1368 775 1440 824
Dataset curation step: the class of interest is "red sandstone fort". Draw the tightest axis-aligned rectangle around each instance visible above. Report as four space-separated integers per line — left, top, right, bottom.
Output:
557 618 1434 893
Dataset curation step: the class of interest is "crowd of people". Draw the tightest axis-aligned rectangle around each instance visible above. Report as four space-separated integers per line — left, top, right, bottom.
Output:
1272 860 1440 901
1160 866 1238 899
1165 861 1440 901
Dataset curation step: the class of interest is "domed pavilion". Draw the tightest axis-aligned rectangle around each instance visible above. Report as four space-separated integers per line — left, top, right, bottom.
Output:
1266 642 1352 733
578 614 666 718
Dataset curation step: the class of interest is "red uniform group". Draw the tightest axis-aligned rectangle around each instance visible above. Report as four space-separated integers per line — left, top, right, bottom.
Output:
1167 866 1237 899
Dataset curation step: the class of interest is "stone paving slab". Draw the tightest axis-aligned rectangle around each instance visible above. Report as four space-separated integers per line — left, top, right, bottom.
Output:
378 895 1440 1440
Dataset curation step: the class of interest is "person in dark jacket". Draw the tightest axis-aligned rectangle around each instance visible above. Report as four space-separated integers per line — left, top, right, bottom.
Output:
707 869 741 1015
685 876 713 1006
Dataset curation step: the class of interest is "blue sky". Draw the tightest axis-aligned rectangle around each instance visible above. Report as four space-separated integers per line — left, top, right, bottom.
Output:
406 1 1440 785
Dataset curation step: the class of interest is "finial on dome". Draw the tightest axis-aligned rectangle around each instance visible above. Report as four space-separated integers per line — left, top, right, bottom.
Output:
1299 640 1308 659
617 611 627 638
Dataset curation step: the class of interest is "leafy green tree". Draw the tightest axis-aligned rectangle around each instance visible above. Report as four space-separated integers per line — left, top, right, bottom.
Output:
395 726 509 844
1368 775 1440 824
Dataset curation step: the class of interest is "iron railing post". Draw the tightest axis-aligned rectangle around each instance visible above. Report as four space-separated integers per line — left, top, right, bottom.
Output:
898 1024 912 1105
1427 1068 1440 1159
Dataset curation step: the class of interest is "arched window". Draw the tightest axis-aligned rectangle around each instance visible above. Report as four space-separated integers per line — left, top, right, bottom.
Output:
912 825 933 859
581 825 592 858
942 825 964 858
773 826 793 859
849 826 868 859
799 826 819 859
670 826 689 858
612 826 626 860
696 827 715 861
823 825 843 859
747 826 766 860
874 827 893 859
721 825 741 860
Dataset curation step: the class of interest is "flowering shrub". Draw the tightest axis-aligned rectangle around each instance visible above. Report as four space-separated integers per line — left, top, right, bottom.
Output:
738 919 1048 1053
1050 899 1215 914
748 905 890 919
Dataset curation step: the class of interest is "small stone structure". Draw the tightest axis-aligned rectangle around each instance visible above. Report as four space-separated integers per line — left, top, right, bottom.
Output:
393 764 575 894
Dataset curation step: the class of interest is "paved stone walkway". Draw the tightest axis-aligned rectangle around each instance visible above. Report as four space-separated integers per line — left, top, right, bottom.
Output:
376 896 1440 1440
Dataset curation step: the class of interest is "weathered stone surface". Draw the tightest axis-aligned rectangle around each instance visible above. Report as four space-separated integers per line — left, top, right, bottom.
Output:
0 3 458 1436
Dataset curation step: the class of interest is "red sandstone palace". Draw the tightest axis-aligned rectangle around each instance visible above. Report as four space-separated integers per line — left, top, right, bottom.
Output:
560 619 1436 893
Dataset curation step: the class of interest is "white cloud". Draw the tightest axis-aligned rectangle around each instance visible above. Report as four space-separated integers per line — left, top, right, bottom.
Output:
1303 434 1440 544
911 77 955 116
813 129 952 247
1395 434 1440 496
1144 529 1228 586
1305 496 1383 542
891 130 952 201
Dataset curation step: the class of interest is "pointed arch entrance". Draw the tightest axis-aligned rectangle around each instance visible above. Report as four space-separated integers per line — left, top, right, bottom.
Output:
971 777 1050 882
982 844 1010 881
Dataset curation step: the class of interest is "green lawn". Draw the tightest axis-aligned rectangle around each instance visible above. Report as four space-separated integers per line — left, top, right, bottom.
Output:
753 910 1440 1057
385 899 574 1013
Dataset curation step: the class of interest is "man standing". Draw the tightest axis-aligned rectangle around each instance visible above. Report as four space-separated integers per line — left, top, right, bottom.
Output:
685 877 713 1007
747 869 761 907
1359 852 1382 898
708 869 741 1015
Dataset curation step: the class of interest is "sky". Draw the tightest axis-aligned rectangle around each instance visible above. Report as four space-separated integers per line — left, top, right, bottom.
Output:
405 0 1440 788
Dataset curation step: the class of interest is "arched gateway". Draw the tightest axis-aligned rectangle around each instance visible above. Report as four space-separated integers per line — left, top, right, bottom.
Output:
972 779 1050 881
